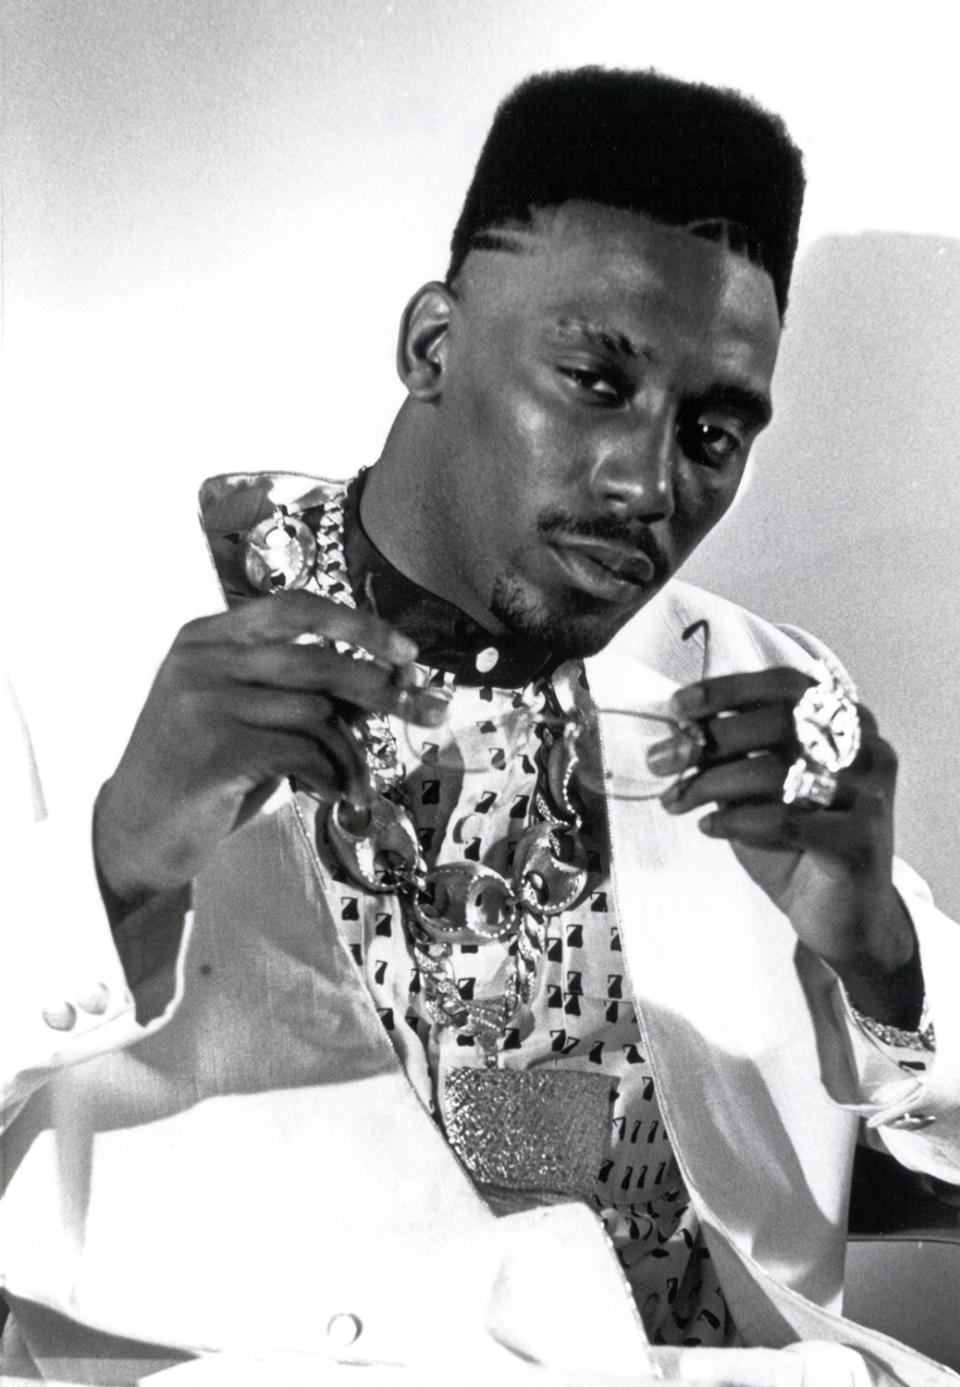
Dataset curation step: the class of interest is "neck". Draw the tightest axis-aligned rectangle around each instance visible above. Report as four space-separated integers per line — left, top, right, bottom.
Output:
360 405 508 634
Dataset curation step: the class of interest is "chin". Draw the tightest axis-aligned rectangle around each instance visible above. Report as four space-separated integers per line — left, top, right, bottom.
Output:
490 574 643 661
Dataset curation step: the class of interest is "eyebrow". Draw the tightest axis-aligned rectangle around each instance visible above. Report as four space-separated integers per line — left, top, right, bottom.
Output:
547 321 773 427
696 383 773 430
468 229 538 258
549 317 644 361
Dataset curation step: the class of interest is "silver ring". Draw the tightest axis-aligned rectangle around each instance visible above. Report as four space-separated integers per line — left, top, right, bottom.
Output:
782 762 839 808
677 718 709 760
782 663 861 808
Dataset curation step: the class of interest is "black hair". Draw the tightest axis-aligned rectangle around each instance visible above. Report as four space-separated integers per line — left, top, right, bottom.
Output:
447 67 805 316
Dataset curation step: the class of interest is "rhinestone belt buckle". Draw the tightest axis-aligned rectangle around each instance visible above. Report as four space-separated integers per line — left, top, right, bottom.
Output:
441 1067 612 1205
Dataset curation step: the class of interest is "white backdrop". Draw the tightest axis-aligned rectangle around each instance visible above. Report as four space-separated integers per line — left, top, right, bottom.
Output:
3 0 959 912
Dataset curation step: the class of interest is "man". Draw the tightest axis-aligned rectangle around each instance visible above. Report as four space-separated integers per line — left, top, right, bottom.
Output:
3 67 959 1387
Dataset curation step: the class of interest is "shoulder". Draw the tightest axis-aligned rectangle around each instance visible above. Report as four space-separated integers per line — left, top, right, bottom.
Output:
606 579 850 684
666 580 837 659
198 470 350 603
199 471 348 539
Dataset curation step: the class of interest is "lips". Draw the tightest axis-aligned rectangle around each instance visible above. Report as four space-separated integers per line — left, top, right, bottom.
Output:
561 537 657 582
546 536 659 600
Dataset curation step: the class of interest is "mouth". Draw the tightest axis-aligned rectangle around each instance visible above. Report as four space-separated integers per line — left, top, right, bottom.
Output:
545 536 658 601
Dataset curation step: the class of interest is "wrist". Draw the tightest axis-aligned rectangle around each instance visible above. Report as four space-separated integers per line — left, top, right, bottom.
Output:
835 892 924 1029
93 783 161 926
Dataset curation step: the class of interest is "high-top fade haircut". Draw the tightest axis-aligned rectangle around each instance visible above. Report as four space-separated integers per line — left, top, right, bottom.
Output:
447 67 805 317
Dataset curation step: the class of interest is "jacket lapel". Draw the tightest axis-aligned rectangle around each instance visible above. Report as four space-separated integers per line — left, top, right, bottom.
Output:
586 587 857 1319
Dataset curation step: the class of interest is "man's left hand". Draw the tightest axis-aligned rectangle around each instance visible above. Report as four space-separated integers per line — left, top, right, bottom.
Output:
647 668 921 1028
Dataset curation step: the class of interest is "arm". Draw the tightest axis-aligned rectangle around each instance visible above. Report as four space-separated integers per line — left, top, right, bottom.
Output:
796 856 960 1185
1 669 143 1127
2 592 445 1128
646 661 960 1184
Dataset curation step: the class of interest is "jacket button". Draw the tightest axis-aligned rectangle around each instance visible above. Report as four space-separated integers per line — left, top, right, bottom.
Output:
78 983 110 1015
326 1312 362 1348
886 1111 936 1130
41 1001 77 1031
475 646 499 674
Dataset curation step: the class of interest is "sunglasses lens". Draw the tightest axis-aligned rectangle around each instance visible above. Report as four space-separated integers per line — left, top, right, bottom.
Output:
397 698 548 776
571 709 680 801
394 697 681 805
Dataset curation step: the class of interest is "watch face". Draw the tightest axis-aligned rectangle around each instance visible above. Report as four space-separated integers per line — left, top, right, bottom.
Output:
793 684 861 772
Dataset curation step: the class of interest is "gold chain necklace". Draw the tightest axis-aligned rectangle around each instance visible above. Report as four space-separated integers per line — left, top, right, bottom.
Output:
256 485 594 1066
326 697 590 1064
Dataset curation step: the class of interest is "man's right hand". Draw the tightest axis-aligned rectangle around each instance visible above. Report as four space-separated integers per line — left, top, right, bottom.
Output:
94 591 441 915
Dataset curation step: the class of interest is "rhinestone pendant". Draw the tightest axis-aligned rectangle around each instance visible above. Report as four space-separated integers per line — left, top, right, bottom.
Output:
240 510 317 592
412 862 517 944
513 821 588 915
544 717 583 819
326 797 419 892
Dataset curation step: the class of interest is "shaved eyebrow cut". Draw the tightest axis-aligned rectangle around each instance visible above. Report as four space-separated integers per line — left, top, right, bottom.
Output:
549 317 643 361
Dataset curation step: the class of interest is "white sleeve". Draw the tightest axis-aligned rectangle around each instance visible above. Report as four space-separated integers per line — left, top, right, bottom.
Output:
1 669 191 1130
797 857 960 1186
774 624 960 1185
1 494 227 1131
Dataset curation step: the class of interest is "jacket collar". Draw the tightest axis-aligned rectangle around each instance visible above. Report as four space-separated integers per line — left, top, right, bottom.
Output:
342 473 558 689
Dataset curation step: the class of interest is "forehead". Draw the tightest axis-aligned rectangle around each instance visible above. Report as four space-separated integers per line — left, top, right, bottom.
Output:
457 202 781 376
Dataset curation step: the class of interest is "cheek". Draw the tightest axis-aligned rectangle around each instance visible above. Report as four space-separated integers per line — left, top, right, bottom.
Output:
474 385 552 457
465 396 567 513
445 344 580 513
673 465 744 544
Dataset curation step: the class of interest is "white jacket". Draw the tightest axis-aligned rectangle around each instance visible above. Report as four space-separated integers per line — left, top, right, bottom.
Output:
2 572 959 1387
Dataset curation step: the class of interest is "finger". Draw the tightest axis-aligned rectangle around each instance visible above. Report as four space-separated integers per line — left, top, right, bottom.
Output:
210 685 371 801
184 640 449 726
180 592 418 666
672 668 813 720
856 704 879 738
648 704 796 777
848 729 897 785
223 645 414 716
703 705 797 761
699 794 881 853
697 800 826 850
243 728 362 803
311 718 373 804
220 686 337 734
662 753 785 813
258 715 371 802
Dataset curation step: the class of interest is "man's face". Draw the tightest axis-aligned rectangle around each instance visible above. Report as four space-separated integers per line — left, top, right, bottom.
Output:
429 203 782 658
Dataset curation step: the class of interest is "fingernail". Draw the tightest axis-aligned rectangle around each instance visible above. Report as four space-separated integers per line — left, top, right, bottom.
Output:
399 687 451 727
388 632 419 664
646 736 694 775
394 663 427 693
671 684 705 717
660 780 684 811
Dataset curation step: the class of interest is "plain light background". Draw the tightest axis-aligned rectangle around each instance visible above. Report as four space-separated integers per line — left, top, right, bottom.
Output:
3 0 959 914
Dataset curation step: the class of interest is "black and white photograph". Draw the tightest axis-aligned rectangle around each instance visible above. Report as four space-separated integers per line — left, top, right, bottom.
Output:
3 4 960 1384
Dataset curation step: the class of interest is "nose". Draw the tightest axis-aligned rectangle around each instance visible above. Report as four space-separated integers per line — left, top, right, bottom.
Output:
588 414 676 523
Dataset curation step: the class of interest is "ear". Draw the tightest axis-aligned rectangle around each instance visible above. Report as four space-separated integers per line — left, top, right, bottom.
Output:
396 281 456 401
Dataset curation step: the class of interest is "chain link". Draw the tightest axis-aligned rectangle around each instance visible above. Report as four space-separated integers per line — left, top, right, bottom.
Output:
282 485 588 1066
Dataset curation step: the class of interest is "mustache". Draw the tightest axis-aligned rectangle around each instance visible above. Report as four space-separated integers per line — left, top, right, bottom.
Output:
537 511 670 583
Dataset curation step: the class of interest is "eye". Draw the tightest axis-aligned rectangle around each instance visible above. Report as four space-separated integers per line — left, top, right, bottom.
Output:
678 417 747 469
559 367 625 405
